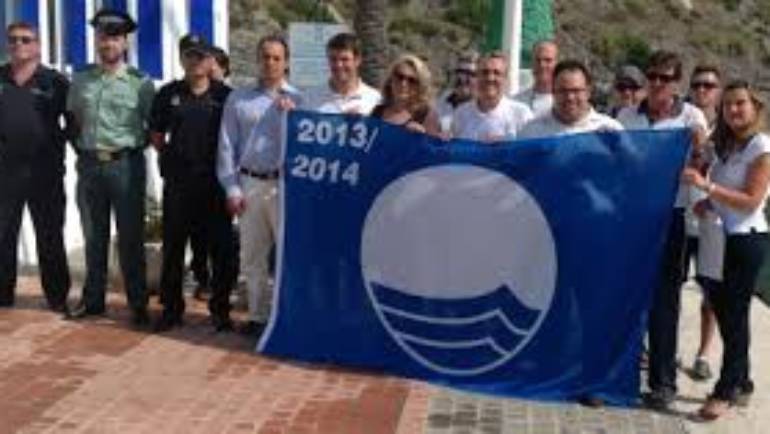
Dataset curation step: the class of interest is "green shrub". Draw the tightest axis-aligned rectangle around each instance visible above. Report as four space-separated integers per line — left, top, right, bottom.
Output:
591 30 651 68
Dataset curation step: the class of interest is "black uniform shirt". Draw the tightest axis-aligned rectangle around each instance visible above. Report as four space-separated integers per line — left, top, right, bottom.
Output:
0 64 69 169
149 79 231 179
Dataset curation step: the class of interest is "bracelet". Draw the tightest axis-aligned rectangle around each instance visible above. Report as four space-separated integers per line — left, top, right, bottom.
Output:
704 182 716 195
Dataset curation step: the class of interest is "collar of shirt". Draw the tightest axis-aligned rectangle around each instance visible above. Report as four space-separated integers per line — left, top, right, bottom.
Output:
95 63 132 81
0 63 44 87
254 80 298 97
636 95 685 119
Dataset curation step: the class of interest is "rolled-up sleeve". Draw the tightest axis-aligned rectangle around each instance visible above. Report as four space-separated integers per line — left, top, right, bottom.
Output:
217 93 242 199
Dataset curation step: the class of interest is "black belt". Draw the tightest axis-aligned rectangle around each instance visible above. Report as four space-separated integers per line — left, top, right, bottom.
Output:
239 167 279 180
79 148 140 163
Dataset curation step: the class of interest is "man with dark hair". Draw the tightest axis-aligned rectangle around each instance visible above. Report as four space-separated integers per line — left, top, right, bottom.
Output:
150 34 235 332
519 60 622 138
66 9 155 327
217 34 301 336
301 32 380 114
210 46 230 82
686 62 723 382
618 49 708 410
0 22 71 311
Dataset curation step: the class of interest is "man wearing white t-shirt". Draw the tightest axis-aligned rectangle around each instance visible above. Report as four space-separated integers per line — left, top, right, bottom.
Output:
519 60 622 139
452 52 533 143
617 50 708 411
300 33 380 115
513 40 558 117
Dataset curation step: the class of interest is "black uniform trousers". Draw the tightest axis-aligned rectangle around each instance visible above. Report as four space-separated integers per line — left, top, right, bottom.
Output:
160 175 235 320
647 208 688 394
0 163 70 307
708 232 767 401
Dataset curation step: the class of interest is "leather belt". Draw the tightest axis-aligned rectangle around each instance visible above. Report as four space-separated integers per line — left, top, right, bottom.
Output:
239 167 279 180
79 148 139 163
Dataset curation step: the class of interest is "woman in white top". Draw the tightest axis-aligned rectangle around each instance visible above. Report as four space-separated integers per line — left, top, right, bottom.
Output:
683 80 770 420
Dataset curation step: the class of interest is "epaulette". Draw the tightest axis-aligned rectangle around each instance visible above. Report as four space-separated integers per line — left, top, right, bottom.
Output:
125 66 147 79
74 63 98 74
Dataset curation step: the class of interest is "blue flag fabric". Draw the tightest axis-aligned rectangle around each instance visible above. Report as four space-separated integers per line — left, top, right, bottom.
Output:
259 110 690 406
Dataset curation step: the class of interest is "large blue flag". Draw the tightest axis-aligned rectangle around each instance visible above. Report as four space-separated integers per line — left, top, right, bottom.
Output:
260 110 690 406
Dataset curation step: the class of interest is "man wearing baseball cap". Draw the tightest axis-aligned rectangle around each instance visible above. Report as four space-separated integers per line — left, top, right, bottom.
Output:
66 9 155 327
149 34 236 332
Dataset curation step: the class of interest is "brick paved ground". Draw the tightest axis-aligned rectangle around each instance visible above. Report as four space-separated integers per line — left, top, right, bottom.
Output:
0 277 767 434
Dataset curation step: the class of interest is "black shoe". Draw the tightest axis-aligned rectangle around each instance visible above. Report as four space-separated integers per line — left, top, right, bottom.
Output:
131 308 150 328
238 320 265 336
193 286 210 301
579 396 605 408
65 301 106 319
643 388 676 411
153 312 183 332
211 315 234 333
734 382 754 407
49 302 69 314
0 298 14 308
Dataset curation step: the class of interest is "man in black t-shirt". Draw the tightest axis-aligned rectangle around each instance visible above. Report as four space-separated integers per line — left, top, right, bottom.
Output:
0 22 71 311
149 34 235 332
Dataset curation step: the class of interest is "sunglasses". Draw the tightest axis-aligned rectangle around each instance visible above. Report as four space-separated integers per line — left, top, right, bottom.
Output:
615 84 641 92
8 35 36 45
393 71 419 86
690 81 719 90
645 72 677 83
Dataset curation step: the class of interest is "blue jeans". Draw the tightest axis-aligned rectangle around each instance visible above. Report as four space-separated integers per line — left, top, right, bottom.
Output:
76 151 147 312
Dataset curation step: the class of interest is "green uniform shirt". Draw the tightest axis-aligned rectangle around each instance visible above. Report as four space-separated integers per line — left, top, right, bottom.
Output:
67 64 155 151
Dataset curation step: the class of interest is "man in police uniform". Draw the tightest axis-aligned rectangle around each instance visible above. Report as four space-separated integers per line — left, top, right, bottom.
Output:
0 22 71 311
150 34 234 332
66 9 155 326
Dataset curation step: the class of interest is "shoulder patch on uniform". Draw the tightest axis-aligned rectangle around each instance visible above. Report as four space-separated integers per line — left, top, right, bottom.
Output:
125 66 147 79
74 63 98 73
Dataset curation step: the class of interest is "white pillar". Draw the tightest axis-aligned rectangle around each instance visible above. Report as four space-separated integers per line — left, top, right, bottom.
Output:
38 0 50 64
502 0 523 94
85 0 95 63
212 0 229 51
164 0 188 80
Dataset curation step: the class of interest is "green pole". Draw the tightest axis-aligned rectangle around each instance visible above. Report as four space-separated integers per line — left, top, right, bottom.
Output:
485 0 555 67
485 0 506 52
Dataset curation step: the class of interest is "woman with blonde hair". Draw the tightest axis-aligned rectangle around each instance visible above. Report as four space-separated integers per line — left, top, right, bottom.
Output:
683 80 770 420
371 54 441 136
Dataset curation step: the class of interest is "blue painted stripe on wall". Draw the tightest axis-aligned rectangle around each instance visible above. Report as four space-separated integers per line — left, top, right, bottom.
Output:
137 0 162 78
65 0 88 67
189 0 214 44
18 0 39 27
108 0 128 11
0 4 6 58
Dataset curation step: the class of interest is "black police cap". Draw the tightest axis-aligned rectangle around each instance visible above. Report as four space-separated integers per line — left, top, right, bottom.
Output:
90 9 137 36
179 33 212 56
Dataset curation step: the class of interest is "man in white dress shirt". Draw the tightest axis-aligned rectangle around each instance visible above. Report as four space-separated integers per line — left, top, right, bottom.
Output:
301 33 380 114
519 60 622 138
452 52 533 143
513 40 558 117
217 34 301 336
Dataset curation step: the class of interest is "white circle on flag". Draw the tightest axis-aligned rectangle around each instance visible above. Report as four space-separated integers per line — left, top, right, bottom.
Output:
361 164 558 375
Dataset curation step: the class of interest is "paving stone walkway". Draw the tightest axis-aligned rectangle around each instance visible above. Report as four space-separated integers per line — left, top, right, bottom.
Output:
0 277 767 433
